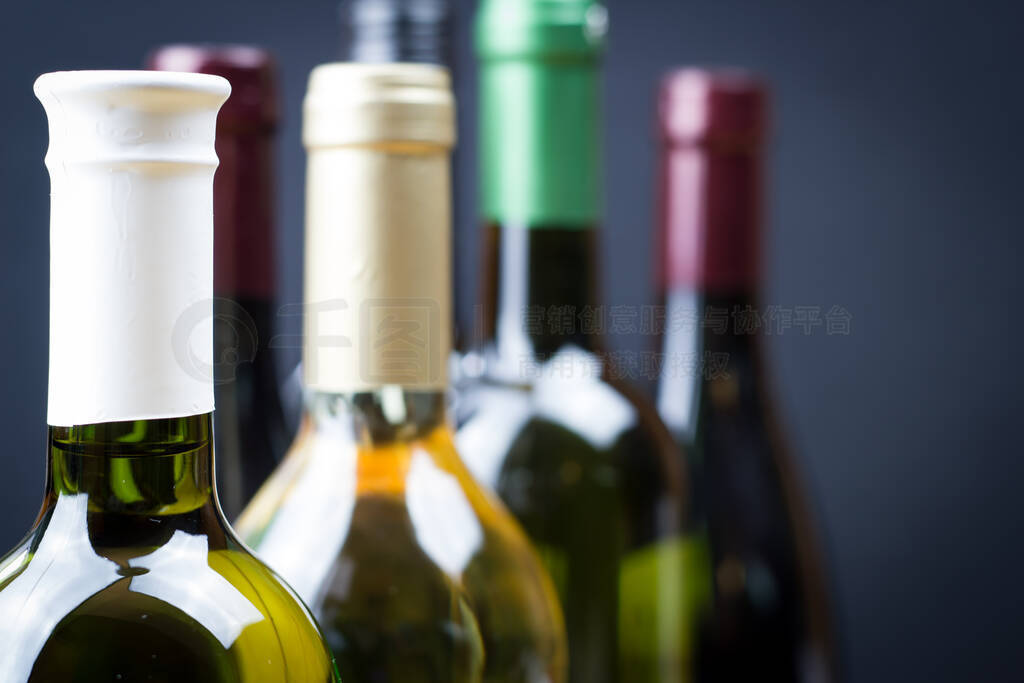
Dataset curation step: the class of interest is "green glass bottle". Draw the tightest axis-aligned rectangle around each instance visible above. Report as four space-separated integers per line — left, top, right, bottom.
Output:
0 71 338 683
456 2 712 682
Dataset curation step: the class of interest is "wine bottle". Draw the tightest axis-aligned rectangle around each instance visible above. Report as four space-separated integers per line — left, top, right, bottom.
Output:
0 70 338 682
234 63 567 683
456 2 707 682
656 69 840 682
148 45 289 520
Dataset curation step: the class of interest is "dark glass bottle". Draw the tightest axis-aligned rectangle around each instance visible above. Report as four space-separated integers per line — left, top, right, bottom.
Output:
457 2 706 681
149 46 289 520
656 69 840 683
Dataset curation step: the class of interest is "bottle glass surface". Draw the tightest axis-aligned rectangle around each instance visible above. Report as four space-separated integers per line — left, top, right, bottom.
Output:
237 389 567 682
456 225 706 683
660 289 838 682
0 416 338 682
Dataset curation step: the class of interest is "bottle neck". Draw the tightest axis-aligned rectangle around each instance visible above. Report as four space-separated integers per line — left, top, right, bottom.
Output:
306 387 447 448
478 222 602 362
659 141 762 296
303 144 452 394
477 51 603 364
479 56 601 230
41 92 219 428
658 138 765 442
658 133 766 366
43 414 219 536
214 129 276 301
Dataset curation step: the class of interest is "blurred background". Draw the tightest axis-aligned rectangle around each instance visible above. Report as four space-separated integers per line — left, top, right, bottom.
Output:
0 0 1020 681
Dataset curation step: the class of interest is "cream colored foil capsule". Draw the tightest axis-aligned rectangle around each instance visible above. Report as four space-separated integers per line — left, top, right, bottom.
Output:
302 63 455 392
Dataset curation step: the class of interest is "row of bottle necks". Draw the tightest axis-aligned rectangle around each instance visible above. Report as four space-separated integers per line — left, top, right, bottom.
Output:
173 24 839 683
1 0 839 679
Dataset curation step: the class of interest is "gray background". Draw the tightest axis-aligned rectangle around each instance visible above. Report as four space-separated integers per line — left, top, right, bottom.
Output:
0 1 1020 681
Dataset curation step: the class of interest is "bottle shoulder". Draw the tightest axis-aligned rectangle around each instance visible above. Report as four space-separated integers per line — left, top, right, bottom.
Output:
453 347 683 495
241 422 559 600
0 494 335 683
238 420 566 681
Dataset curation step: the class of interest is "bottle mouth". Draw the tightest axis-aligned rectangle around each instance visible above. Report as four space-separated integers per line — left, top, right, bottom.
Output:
34 70 231 106
35 70 231 167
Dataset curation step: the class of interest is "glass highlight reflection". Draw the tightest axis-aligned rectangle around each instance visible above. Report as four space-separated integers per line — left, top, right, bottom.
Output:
0 415 339 682
236 388 567 682
407 449 484 576
0 494 121 681
252 431 358 605
128 530 263 648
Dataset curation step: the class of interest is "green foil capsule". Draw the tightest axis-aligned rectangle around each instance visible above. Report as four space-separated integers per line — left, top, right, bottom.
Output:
476 0 608 228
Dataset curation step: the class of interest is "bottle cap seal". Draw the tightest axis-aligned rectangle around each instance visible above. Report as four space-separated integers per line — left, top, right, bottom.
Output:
659 68 767 147
35 71 229 426
303 62 455 148
475 0 605 227
476 0 607 60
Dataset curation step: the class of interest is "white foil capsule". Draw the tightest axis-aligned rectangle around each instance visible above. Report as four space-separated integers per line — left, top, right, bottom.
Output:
34 71 230 426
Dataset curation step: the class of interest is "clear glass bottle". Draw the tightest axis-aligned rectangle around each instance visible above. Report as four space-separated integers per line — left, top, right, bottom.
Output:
0 70 338 683
235 63 566 683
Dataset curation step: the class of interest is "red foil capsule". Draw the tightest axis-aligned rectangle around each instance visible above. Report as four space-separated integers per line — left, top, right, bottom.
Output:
148 45 279 299
658 68 768 294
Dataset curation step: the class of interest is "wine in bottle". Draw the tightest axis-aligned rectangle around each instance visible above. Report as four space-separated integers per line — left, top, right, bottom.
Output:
456 2 708 682
0 70 338 683
234 63 567 683
656 69 840 683
148 46 289 520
